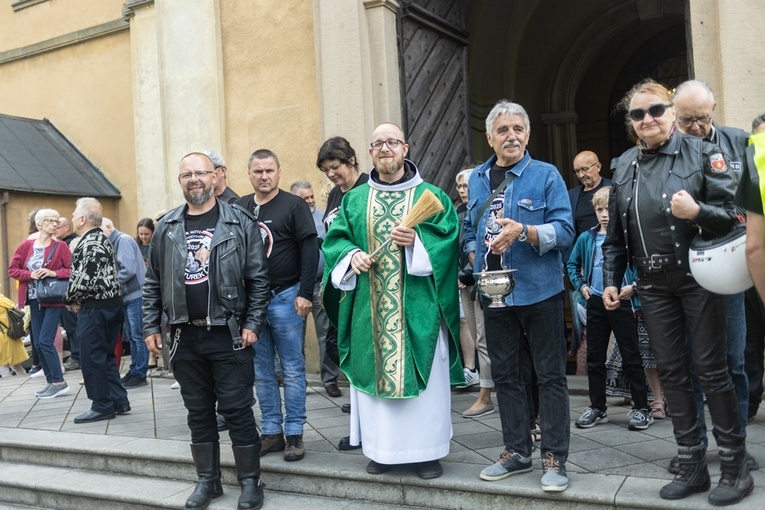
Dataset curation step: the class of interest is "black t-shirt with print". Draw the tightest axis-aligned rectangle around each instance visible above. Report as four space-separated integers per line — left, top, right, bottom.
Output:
184 205 219 320
235 189 318 299
484 163 515 270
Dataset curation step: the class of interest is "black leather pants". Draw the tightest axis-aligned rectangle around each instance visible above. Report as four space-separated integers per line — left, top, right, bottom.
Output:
637 270 743 449
172 325 259 446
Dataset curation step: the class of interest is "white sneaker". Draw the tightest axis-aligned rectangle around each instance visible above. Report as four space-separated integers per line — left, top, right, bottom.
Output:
170 381 180 389
455 368 479 389
30 369 46 379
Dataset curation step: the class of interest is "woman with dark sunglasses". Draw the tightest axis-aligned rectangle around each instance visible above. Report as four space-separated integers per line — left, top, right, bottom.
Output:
601 79 752 506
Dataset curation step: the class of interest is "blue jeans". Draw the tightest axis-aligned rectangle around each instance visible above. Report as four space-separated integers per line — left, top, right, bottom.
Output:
253 283 307 436
689 292 749 445
483 297 570 460
123 297 148 378
29 300 64 384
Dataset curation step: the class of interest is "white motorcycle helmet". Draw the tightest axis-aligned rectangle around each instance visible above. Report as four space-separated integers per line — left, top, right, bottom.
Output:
688 225 752 295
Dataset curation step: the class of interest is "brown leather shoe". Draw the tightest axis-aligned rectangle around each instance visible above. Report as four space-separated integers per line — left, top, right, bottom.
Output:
325 383 342 398
259 433 285 456
284 434 305 461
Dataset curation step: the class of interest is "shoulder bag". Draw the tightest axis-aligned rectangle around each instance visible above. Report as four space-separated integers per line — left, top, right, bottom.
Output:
33 242 69 305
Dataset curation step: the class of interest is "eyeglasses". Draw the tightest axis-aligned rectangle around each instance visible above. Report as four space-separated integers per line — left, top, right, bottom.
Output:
319 163 342 174
42 218 60 224
370 139 405 150
456 184 468 190
677 115 712 128
628 103 670 122
179 170 215 181
574 162 599 175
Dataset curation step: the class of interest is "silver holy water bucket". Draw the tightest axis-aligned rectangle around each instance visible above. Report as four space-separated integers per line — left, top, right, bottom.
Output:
475 252 517 308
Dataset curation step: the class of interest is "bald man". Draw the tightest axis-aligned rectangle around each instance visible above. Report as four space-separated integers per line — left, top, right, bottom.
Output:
568 151 611 238
673 80 749 176
672 80 758 475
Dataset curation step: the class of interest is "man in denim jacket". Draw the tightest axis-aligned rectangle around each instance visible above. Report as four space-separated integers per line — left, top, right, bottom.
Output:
463 100 574 491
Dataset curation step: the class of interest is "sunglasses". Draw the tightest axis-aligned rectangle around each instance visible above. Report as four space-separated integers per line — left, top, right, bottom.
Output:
628 103 670 122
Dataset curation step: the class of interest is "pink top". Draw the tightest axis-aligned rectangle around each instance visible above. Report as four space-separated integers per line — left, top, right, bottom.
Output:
8 240 72 308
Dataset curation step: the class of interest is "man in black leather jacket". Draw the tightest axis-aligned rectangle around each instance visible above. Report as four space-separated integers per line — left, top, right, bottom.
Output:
672 80 758 473
602 79 751 506
143 152 270 510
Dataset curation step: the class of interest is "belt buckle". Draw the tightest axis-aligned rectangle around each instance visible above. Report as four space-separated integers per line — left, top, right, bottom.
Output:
649 254 672 270
190 318 207 327
232 338 245 351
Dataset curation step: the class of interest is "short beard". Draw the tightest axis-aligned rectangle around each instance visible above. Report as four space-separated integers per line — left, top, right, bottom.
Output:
184 185 214 206
377 159 401 175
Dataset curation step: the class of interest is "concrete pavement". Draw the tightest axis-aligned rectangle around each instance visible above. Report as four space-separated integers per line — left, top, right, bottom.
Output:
0 363 762 509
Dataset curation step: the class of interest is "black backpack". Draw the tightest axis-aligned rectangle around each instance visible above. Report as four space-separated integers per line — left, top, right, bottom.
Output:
0 306 25 340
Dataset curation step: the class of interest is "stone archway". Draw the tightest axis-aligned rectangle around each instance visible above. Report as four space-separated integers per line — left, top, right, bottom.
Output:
541 2 686 184
464 0 686 184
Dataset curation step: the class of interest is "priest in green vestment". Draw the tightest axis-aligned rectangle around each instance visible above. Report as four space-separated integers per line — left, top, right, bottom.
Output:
322 123 463 479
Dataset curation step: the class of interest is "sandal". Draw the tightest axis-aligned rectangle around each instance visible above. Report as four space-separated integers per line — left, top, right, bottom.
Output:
650 400 667 420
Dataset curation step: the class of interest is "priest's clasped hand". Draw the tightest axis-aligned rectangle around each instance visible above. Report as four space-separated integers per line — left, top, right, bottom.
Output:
390 220 416 247
350 250 375 275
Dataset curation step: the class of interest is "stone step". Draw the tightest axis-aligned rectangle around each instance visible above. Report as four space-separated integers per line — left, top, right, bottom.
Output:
0 428 696 510
0 459 440 510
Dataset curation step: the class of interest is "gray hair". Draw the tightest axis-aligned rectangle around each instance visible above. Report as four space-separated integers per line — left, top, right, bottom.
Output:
673 80 715 103
455 168 473 184
290 180 312 194
202 150 225 168
485 100 530 134
752 113 765 133
34 208 60 229
75 197 103 228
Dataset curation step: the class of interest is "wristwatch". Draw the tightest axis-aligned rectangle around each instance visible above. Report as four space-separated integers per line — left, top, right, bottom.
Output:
518 224 528 243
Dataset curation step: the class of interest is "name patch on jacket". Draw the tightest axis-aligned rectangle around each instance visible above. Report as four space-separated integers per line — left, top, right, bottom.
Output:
709 153 728 173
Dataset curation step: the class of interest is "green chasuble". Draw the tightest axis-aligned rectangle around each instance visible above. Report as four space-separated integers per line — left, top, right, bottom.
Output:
322 176 463 398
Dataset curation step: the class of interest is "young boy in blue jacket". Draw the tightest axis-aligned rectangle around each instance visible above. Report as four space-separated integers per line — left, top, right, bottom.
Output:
566 186 652 430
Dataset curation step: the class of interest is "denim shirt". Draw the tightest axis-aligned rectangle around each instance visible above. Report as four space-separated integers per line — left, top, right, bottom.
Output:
463 152 575 306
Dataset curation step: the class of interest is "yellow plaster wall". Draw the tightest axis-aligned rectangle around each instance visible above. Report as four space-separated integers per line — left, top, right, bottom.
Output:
688 0 765 132
218 0 325 206
0 30 136 236
218 1 324 374
0 0 125 53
